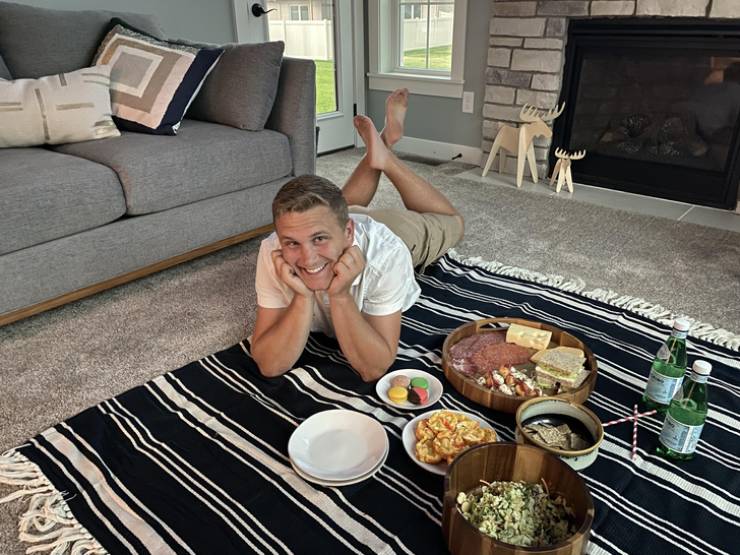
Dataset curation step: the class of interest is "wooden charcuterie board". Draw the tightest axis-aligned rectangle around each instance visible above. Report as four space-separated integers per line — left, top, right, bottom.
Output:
442 317 598 413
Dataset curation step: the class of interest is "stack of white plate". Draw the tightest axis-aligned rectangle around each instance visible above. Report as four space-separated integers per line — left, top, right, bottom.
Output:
288 409 389 486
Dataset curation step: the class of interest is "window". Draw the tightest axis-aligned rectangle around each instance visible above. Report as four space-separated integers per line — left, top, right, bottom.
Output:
321 2 334 21
402 4 423 19
368 0 467 98
289 4 309 21
399 2 454 72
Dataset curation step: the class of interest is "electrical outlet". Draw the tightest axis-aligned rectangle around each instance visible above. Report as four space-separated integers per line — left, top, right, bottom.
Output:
462 91 474 114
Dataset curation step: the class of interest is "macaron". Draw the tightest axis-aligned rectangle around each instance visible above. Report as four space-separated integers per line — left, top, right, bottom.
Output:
387 386 408 404
407 387 429 405
410 377 429 390
390 375 411 388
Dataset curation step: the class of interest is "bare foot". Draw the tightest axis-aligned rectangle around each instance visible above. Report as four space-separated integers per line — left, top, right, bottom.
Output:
354 115 390 170
380 88 408 147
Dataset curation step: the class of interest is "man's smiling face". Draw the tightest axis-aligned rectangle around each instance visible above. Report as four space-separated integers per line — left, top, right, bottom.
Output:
274 205 354 291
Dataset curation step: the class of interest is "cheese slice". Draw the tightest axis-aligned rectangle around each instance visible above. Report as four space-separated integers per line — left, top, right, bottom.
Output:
506 323 552 350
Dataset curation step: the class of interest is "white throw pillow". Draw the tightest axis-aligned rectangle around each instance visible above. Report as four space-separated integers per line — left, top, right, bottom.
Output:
0 65 120 148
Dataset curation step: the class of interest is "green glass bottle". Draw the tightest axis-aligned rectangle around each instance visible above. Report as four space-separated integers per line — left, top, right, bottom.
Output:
656 360 711 461
641 318 689 412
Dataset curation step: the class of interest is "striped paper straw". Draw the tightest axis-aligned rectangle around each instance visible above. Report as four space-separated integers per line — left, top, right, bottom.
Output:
602 409 657 427
632 404 639 461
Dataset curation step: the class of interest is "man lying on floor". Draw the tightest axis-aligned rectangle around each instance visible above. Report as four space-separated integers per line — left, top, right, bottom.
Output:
250 89 464 381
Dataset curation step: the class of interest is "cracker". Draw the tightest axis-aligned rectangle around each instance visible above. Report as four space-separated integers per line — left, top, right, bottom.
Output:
537 427 563 445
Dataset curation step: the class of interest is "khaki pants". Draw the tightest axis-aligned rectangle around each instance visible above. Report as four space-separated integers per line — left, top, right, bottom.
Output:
350 206 463 271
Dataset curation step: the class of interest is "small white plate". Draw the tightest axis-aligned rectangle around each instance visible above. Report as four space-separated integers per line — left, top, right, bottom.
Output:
402 409 497 476
375 369 443 410
288 410 388 481
290 444 389 487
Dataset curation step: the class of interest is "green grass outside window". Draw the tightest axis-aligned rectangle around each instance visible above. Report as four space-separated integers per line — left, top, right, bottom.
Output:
315 60 337 115
402 45 452 71
313 45 451 115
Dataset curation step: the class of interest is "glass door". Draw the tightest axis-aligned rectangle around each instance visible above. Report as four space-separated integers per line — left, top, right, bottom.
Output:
266 0 356 153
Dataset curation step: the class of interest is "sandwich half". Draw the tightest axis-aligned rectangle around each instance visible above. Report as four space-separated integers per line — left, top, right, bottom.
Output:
531 347 589 389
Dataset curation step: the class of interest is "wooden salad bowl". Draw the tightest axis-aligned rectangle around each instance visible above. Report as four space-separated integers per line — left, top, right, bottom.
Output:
442 442 594 555
442 317 598 414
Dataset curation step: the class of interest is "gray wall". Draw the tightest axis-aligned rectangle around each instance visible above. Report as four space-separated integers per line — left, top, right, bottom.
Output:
366 0 491 148
10 0 236 43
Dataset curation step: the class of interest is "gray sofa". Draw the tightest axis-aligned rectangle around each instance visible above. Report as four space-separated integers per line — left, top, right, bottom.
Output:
0 3 316 326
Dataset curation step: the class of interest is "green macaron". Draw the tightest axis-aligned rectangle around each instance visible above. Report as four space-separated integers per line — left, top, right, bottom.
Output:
410 377 428 390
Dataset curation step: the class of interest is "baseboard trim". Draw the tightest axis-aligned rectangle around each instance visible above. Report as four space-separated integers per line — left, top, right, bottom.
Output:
0 224 274 328
393 136 482 166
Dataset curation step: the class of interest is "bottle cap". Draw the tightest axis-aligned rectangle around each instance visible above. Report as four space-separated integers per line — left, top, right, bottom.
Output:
692 360 712 375
673 318 691 331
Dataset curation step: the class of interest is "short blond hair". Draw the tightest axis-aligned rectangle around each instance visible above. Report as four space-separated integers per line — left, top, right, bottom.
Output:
272 175 349 226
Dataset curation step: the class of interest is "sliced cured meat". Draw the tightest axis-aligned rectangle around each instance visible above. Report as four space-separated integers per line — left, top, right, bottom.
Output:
449 332 504 359
451 358 478 377
470 343 531 372
449 335 482 359
475 332 506 347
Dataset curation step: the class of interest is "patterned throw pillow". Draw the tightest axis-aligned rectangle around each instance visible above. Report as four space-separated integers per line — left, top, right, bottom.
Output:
92 19 223 135
0 65 120 148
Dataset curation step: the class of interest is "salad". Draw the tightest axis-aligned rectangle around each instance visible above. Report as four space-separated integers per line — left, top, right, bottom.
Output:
456 480 575 547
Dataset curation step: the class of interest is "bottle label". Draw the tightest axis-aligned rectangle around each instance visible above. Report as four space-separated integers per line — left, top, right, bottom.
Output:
644 370 683 404
659 413 704 454
671 329 688 340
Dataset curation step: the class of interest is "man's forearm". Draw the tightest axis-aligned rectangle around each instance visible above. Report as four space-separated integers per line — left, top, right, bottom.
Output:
252 296 314 376
329 296 395 381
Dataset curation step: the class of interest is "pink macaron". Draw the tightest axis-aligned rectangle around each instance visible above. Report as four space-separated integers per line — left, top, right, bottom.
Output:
390 375 411 388
407 386 429 405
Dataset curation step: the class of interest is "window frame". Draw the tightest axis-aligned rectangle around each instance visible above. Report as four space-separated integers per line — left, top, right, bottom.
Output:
368 0 467 98
394 1 457 77
289 4 310 21
402 4 423 19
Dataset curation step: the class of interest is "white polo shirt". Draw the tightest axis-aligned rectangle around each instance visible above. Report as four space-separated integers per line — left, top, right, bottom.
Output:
255 214 421 336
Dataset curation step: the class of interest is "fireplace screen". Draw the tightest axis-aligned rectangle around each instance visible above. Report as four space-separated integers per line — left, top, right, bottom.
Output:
553 20 740 209
572 54 740 172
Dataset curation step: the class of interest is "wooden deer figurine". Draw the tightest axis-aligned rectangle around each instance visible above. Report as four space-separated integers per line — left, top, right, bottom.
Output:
550 148 586 193
481 103 565 188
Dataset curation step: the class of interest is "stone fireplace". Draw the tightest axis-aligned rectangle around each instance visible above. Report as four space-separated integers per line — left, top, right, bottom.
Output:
483 0 740 208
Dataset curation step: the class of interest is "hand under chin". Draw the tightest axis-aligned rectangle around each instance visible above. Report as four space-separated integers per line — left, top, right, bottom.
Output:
302 274 332 292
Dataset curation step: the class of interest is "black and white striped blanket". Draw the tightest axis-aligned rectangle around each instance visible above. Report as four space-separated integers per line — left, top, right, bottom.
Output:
2 255 738 554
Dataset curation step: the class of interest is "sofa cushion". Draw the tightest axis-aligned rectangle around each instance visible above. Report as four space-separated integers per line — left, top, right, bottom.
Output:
187 41 285 131
0 178 287 315
0 65 120 148
0 148 126 256
0 2 164 78
93 19 223 135
0 54 10 80
53 119 293 215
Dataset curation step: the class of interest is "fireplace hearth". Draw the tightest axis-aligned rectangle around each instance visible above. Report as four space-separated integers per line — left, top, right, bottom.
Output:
552 19 740 209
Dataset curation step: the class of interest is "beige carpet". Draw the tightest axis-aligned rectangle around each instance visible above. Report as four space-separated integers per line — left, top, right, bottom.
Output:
1 149 739 553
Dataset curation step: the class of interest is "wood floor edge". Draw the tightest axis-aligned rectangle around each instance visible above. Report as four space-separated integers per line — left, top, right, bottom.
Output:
0 224 273 328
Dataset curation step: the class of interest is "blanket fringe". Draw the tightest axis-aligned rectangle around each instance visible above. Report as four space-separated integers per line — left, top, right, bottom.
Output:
0 448 107 555
447 250 740 352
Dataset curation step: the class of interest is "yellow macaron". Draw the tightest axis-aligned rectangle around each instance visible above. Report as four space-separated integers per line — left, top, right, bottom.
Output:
387 386 408 404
